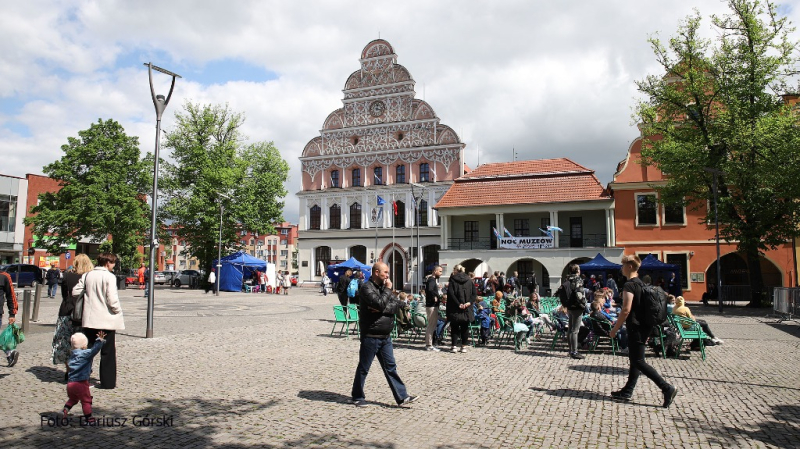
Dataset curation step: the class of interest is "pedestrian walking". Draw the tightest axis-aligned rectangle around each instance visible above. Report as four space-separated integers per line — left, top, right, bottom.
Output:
351 262 417 407
60 331 105 423
0 267 19 367
73 253 125 389
46 262 61 298
52 255 93 379
610 254 677 407
206 269 217 294
282 271 290 295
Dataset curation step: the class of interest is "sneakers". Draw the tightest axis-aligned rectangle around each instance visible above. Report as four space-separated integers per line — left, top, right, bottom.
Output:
352 400 369 407
618 348 629 355
450 346 458 353
459 346 468 353
713 338 724 345
569 352 585 360
610 390 632 402
398 395 418 406
7 350 18 367
425 346 441 352
663 385 678 408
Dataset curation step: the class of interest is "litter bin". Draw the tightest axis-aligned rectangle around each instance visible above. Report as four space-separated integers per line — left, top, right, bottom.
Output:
117 275 127 290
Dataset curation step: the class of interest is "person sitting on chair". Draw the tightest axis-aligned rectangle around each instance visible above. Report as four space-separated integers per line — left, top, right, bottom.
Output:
672 296 723 346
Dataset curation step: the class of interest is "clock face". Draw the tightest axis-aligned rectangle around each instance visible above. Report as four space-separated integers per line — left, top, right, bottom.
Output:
369 100 386 117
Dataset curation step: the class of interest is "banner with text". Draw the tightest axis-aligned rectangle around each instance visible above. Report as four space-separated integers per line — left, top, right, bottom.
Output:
499 237 554 249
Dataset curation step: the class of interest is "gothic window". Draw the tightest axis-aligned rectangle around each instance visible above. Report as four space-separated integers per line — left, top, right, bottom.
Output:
396 165 406 184
329 204 341 229
373 167 383 185
330 170 340 188
350 202 362 229
419 163 429 182
352 168 361 187
310 205 321 230
416 200 428 227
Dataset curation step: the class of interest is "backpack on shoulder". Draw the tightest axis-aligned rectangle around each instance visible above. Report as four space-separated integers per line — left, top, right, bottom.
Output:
636 284 668 327
347 278 359 298
557 283 583 309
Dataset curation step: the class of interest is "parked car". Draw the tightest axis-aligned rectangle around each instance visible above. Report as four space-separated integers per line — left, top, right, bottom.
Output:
172 270 202 288
153 271 167 285
161 270 178 285
0 264 45 287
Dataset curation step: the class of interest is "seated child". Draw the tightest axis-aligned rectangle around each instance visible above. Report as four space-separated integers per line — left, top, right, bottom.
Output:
475 303 493 345
589 302 628 350
61 331 106 423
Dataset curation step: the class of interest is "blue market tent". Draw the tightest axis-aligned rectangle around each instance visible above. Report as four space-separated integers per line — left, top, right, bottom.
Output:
214 251 268 292
579 253 622 274
327 257 372 284
639 254 682 296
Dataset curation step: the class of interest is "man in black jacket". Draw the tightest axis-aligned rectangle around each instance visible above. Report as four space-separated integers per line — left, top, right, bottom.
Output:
423 265 443 351
351 262 417 407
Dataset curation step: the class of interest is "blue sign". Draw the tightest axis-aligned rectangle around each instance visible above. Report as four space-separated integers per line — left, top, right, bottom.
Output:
65 252 71 260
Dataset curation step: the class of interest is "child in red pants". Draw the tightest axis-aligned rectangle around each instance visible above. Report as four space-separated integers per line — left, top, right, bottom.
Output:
61 331 105 422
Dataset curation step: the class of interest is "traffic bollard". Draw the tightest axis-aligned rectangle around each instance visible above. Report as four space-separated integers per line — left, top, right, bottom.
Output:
21 289 31 334
32 283 42 322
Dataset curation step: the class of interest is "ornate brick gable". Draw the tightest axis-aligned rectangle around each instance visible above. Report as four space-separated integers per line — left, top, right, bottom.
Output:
300 39 464 187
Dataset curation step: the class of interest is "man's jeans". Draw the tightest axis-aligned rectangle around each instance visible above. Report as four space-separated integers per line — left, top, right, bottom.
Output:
48 283 58 297
351 336 408 404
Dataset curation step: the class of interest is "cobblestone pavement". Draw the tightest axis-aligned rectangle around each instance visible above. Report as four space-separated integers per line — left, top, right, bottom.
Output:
2 287 799 448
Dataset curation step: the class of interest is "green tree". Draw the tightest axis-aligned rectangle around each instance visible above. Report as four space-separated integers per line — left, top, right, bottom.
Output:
160 102 289 274
635 0 800 306
24 119 151 266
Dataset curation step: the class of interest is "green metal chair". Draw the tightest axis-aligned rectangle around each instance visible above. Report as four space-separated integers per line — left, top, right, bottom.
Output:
332 305 358 339
670 315 709 361
587 316 618 355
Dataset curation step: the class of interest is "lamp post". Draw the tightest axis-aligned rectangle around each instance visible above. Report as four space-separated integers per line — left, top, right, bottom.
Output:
144 63 180 339
704 167 724 313
410 182 426 296
216 192 232 296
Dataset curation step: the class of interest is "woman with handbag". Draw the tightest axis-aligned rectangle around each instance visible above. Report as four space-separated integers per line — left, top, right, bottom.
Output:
73 253 125 389
52 254 94 380
446 264 476 353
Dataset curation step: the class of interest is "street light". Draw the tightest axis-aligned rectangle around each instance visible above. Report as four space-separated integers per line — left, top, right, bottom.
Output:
216 192 232 296
144 63 180 339
410 182 426 297
703 167 724 314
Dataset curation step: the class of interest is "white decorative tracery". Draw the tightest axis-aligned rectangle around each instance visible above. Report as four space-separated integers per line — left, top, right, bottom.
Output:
301 147 461 175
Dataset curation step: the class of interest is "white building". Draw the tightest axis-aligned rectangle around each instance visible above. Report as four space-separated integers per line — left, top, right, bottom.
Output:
298 39 465 289
435 158 622 294
0 174 27 264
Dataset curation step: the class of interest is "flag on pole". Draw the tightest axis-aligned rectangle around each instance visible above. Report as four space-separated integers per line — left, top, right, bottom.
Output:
392 201 398 216
377 195 385 206
503 227 513 237
539 228 553 238
492 227 501 240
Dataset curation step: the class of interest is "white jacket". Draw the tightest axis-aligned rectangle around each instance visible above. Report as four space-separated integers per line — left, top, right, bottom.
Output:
73 267 125 330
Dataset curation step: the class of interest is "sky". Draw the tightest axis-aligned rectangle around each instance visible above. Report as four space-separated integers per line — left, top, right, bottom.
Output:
2 0 799 223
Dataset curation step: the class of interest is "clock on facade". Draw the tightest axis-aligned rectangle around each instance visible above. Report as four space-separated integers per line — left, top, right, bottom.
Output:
369 100 386 117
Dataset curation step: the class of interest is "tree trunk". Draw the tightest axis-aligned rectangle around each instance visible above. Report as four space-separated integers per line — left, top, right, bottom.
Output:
745 248 764 307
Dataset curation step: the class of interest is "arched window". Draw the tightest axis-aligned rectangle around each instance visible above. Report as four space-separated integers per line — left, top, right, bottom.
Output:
416 200 428 227
396 165 406 184
329 204 341 229
419 163 430 182
373 167 383 185
315 246 331 276
350 202 362 229
309 205 321 230
352 168 361 187
394 200 406 228
330 170 340 188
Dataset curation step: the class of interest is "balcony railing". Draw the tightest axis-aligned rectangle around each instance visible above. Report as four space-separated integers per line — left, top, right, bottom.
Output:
447 233 608 250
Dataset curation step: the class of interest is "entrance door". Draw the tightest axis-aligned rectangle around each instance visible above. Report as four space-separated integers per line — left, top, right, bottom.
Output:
517 260 533 296
570 217 583 248
388 250 405 289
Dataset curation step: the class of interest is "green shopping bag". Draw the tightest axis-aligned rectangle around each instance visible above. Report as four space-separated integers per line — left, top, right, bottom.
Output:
0 323 24 351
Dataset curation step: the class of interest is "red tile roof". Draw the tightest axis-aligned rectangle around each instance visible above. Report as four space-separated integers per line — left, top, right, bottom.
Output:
435 158 609 208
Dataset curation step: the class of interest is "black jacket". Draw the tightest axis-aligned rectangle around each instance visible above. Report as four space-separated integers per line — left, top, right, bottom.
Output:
446 272 476 322
424 275 441 307
58 272 82 319
358 277 402 337
336 276 351 301
46 268 60 285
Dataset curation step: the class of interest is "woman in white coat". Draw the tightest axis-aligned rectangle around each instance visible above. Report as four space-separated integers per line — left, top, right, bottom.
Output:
73 253 124 389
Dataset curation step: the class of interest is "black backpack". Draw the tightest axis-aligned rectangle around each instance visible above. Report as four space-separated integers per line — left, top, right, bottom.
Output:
636 283 668 327
557 282 583 309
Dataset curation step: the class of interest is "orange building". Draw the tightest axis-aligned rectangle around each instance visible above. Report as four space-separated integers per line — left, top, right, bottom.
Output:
609 137 795 303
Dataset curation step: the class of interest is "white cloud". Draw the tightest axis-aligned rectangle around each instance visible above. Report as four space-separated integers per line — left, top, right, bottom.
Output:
2 0 799 223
